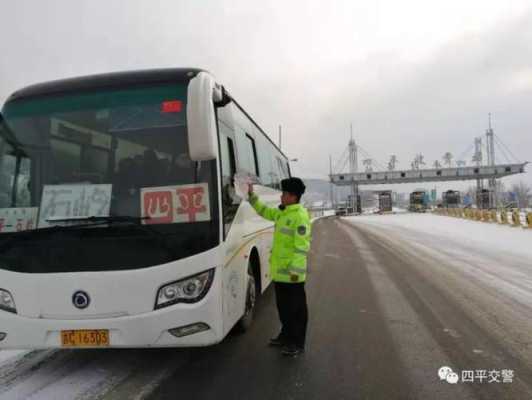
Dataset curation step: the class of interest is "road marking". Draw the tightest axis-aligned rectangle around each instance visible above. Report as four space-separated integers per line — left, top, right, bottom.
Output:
443 328 461 339
324 253 340 259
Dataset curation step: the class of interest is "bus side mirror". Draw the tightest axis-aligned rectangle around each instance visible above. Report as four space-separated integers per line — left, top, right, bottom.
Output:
187 72 221 161
0 113 5 137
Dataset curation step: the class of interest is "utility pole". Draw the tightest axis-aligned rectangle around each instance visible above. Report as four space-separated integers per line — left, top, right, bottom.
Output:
486 113 497 207
348 123 359 213
329 155 334 209
473 136 483 196
278 125 282 150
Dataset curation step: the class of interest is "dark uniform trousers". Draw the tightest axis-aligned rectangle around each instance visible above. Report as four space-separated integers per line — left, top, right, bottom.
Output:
274 282 308 349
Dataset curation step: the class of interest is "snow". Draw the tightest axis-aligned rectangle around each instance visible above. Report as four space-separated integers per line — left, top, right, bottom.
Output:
392 207 408 213
345 212 532 260
0 349 168 400
0 350 28 365
343 211 532 367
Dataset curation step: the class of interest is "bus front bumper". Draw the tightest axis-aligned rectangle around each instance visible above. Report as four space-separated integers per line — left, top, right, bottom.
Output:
0 300 223 349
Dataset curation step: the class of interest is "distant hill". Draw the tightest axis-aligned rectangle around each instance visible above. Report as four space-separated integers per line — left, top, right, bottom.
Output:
301 179 329 205
301 178 351 205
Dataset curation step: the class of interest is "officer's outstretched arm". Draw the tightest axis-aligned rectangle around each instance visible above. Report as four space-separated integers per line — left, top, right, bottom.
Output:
248 193 281 222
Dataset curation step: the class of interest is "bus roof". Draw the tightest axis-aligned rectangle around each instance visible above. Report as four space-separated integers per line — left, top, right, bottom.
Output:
6 68 205 103
5 67 290 162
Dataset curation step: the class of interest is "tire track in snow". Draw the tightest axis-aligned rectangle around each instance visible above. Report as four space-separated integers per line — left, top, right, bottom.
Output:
0 349 182 400
341 218 532 399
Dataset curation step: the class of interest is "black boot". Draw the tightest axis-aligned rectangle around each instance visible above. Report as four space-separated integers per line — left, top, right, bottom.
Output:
268 335 285 347
281 344 304 357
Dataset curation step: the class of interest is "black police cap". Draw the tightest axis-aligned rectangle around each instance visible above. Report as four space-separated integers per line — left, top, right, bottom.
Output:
281 177 306 196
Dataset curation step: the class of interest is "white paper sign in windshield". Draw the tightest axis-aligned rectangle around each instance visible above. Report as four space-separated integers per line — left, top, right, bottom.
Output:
233 172 260 200
38 184 112 228
233 173 251 200
141 183 211 224
0 207 38 233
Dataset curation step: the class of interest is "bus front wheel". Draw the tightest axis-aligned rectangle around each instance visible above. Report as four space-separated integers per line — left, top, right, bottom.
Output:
236 264 256 332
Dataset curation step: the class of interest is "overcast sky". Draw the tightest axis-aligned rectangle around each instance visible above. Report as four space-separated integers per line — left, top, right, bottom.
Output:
1 0 531 191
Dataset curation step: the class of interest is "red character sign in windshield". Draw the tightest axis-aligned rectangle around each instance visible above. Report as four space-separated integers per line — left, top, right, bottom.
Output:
143 190 173 224
176 187 207 222
141 184 210 224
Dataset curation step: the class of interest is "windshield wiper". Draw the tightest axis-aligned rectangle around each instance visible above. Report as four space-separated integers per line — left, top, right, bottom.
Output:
46 215 150 224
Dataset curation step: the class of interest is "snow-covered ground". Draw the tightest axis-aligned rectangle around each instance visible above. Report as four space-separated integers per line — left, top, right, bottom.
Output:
346 212 532 260
0 348 175 400
0 350 28 365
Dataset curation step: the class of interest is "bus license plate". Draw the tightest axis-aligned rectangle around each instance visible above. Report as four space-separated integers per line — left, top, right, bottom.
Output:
61 329 109 347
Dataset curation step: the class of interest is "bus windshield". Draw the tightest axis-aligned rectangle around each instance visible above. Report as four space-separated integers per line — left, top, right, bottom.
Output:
0 83 219 273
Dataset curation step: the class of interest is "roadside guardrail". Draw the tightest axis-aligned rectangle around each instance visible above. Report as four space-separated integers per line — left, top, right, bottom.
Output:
433 207 532 229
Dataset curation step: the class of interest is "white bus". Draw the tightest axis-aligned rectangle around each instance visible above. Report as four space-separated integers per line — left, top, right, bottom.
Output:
0 68 291 348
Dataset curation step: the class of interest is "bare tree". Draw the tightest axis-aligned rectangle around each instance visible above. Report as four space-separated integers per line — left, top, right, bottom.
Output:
388 155 398 171
433 160 442 169
443 152 453 167
363 159 373 172
411 153 425 170
511 181 531 208
416 153 425 169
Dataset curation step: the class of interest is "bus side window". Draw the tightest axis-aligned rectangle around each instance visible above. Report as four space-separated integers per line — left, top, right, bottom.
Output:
244 134 259 177
0 138 32 208
220 133 240 236
266 154 280 189
227 137 237 179
276 157 289 180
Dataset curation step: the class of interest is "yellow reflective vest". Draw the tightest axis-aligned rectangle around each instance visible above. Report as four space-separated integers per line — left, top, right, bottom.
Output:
249 193 311 283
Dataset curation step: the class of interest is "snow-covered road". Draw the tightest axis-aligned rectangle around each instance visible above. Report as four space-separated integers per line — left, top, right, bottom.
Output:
0 348 178 400
344 213 532 373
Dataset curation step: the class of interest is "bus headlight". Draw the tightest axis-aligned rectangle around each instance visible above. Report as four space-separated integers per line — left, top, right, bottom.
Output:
0 289 16 314
155 269 215 309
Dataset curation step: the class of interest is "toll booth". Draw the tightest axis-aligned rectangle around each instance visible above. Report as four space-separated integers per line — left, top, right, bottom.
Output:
378 191 393 213
442 190 461 208
409 191 428 212
476 189 491 209
347 194 362 214
335 201 348 216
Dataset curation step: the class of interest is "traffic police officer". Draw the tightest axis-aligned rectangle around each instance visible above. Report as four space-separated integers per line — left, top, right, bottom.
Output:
248 177 311 357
